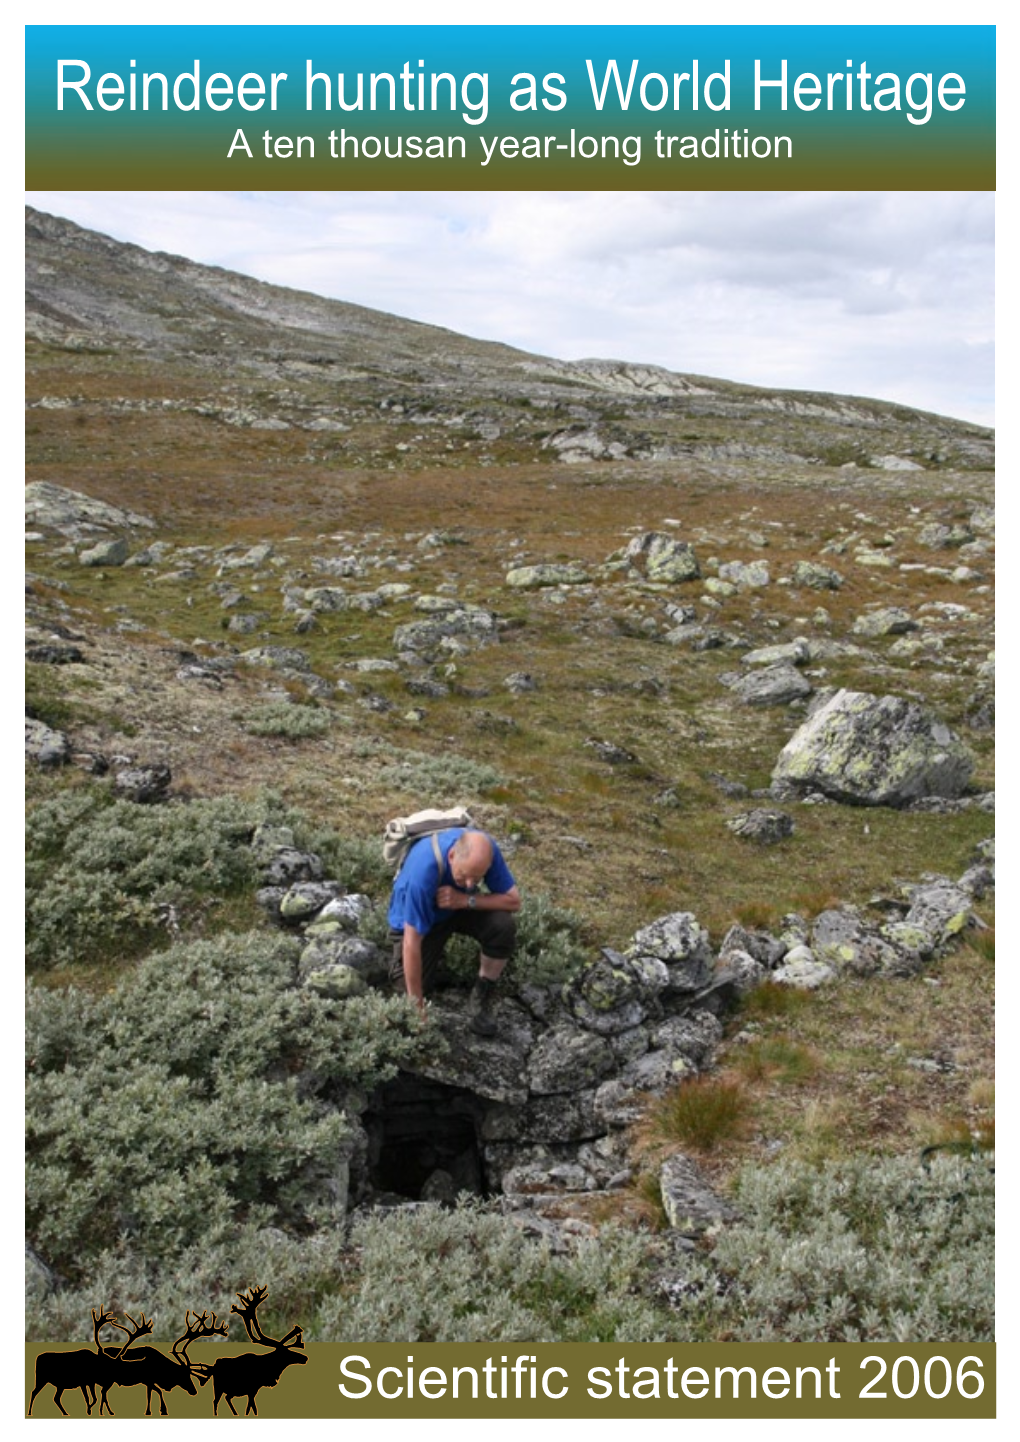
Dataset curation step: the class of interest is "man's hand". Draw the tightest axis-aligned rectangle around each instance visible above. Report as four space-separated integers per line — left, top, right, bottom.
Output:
436 884 521 912
437 885 471 910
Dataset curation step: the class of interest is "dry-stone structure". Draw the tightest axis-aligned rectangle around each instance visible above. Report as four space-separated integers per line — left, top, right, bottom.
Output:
247 823 991 1228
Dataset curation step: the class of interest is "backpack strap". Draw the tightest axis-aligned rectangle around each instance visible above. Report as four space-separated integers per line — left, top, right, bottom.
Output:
431 830 445 879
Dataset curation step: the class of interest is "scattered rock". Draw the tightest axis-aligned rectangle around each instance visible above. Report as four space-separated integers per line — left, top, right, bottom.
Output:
740 638 809 667
727 664 812 707
788 560 844 590
79 537 129 567
25 481 154 539
112 763 171 803
718 559 769 589
25 716 70 767
772 689 974 806
584 737 638 765
26 643 85 665
727 808 794 844
505 563 590 588
852 607 919 638
624 532 700 583
660 1153 737 1232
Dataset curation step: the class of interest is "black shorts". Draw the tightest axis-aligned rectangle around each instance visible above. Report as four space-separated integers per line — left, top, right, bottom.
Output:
389 910 517 994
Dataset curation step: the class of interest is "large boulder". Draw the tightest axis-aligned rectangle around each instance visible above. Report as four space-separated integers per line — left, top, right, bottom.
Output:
625 532 700 583
772 689 974 806
25 717 70 767
25 481 154 540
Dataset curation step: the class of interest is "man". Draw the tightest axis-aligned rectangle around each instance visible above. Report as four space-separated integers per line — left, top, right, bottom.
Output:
388 827 520 1036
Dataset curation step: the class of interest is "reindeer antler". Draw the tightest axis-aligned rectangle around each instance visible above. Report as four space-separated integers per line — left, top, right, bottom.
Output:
108 1310 155 1359
174 1308 229 1365
231 1286 274 1347
90 1306 121 1352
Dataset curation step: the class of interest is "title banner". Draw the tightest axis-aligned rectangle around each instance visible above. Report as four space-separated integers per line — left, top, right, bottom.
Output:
26 1342 996 1419
25 24 995 189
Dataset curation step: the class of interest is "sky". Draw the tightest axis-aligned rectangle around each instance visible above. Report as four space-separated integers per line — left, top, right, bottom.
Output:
26 190 994 428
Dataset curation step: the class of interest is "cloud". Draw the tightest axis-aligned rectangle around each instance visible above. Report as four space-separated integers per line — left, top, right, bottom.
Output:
26 189 993 425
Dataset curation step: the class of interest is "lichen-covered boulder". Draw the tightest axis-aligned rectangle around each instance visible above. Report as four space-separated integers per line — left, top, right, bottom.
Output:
303 962 368 999
625 532 700 583
568 949 668 1034
811 908 913 977
527 1026 616 1094
627 913 713 992
299 935 382 983
505 564 590 588
279 881 343 921
789 560 844 590
650 1013 723 1069
25 717 70 767
719 559 770 589
772 947 835 989
772 689 974 806
393 608 498 653
902 878 975 950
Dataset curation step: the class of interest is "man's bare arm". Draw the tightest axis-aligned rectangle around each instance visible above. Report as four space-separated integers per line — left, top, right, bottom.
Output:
402 924 427 1016
435 884 521 912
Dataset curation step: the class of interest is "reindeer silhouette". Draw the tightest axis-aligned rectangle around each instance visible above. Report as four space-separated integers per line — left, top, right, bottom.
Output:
28 1307 122 1416
99 1308 227 1416
202 1285 307 1416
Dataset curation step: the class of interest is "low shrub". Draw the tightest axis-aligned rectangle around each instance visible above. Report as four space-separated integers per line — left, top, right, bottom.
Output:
26 787 260 970
662 1152 995 1342
243 702 331 738
26 931 425 1285
354 737 502 795
317 1202 665 1343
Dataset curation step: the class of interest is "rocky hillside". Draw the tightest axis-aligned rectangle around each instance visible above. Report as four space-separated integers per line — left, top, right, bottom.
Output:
25 207 994 1347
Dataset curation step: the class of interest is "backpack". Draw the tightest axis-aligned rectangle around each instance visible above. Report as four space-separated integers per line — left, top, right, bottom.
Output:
383 807 474 875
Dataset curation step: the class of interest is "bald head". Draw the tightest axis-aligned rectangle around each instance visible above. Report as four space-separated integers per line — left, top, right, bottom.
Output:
449 829 493 889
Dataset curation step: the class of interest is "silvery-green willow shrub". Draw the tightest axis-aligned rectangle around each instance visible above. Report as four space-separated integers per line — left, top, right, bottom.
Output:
26 787 261 969
26 931 425 1284
243 702 331 738
318 1202 667 1343
660 1152 994 1343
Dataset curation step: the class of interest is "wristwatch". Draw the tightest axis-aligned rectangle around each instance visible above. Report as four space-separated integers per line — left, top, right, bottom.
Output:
467 894 477 908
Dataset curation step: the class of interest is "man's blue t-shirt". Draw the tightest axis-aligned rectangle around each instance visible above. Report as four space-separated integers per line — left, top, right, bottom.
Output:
388 829 516 935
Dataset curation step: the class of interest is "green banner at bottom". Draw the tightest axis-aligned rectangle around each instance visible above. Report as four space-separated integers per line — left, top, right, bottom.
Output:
26 1342 994 1419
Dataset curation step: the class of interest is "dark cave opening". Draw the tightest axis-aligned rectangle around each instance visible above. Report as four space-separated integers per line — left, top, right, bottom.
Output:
364 1072 491 1202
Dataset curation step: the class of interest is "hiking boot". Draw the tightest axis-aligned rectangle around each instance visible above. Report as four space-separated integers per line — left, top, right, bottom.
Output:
468 977 499 1037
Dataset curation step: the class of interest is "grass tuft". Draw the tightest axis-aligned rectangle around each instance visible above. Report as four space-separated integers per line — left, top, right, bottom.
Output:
646 1076 750 1153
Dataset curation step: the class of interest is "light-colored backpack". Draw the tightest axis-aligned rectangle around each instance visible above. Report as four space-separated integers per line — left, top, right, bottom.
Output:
383 807 474 874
